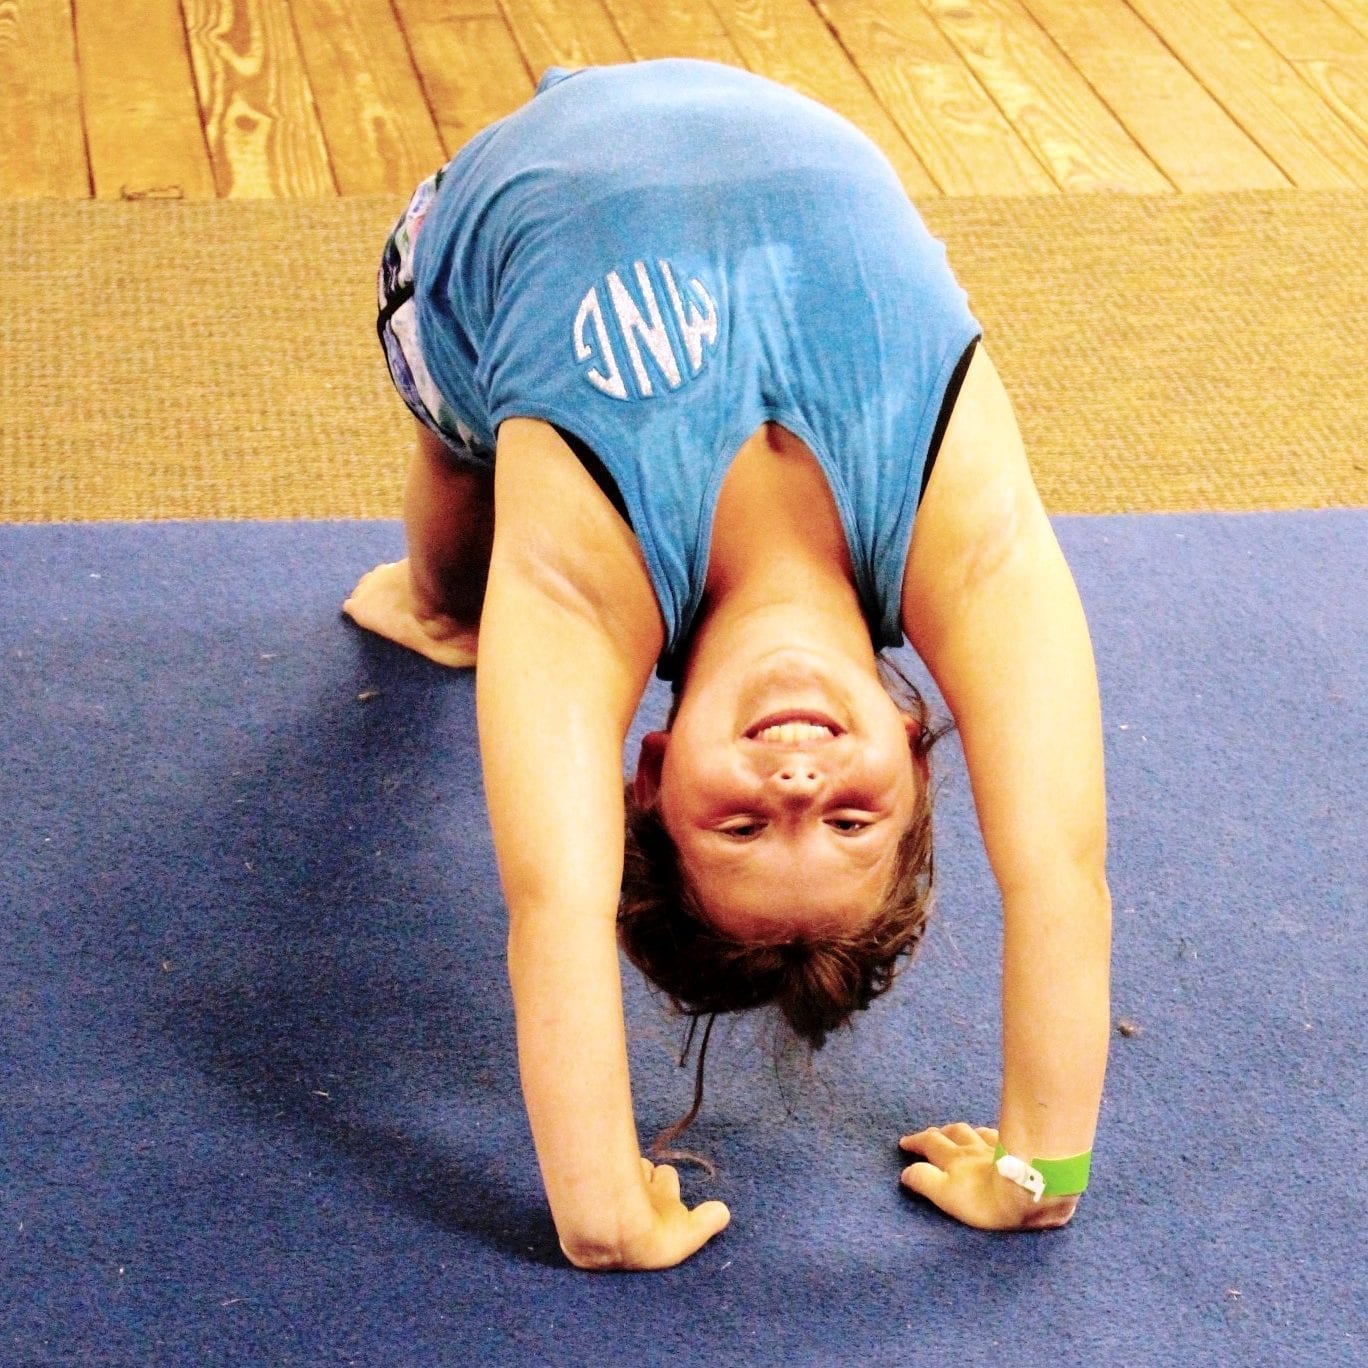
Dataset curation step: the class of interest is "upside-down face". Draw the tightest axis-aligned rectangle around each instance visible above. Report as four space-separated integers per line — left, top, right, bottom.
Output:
636 646 923 941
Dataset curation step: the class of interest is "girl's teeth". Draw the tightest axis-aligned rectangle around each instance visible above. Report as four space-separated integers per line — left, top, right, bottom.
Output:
755 722 834 744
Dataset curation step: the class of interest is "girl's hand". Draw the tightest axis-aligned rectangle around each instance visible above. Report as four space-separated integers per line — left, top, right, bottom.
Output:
899 1123 1079 1231
343 559 478 668
560 1159 731 1272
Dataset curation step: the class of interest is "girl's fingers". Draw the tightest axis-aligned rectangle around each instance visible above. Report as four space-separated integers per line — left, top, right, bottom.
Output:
941 1122 980 1144
649 1200 729 1269
901 1123 997 1154
689 1200 731 1243
640 1158 682 1203
900 1128 960 1165
900 1161 948 1202
651 1163 682 1201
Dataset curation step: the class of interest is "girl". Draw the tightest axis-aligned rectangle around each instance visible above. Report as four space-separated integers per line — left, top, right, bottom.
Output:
344 60 1112 1271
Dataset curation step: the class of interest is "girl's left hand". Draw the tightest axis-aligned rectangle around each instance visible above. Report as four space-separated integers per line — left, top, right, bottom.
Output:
899 1123 1079 1231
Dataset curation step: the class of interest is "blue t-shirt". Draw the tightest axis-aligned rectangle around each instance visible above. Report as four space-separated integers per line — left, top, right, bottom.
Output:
412 59 980 677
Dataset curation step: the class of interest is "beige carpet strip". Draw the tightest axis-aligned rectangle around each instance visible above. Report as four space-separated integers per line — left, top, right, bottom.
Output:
2 191 1364 522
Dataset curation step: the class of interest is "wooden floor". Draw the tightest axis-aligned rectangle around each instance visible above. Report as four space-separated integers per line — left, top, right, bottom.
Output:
4 0 1368 199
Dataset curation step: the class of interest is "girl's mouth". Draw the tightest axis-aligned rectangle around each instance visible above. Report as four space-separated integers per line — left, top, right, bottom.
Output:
743 712 844 743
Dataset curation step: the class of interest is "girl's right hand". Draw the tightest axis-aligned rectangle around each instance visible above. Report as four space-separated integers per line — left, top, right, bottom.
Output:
342 559 478 668
559 1159 731 1271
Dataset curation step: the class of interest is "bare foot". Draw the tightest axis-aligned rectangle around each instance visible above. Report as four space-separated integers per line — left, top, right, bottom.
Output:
343 560 478 668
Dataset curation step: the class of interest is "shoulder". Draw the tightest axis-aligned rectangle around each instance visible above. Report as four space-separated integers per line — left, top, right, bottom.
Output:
492 418 665 667
900 346 1054 646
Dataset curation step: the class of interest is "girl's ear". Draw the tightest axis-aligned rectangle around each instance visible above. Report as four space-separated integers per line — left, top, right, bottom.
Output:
902 711 932 772
634 731 669 808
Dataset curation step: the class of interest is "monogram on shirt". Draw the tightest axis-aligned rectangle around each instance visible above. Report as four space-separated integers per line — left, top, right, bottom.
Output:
573 260 719 400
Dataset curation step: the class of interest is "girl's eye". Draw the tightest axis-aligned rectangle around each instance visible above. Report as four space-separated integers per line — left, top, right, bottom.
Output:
720 820 764 839
826 817 869 833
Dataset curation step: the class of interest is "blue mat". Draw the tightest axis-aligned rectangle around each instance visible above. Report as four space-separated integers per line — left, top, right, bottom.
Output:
2 512 1363 1366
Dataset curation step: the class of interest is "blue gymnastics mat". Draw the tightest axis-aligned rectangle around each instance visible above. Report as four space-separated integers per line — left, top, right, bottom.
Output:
1 511 1363 1366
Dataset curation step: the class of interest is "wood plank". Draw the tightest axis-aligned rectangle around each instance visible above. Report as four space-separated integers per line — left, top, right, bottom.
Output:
74 0 217 200
1229 0 1368 166
1127 0 1368 188
1291 59 1368 159
393 5 535 156
290 0 445 195
499 0 631 73
182 0 335 197
0 0 88 197
411 0 503 13
710 0 938 196
602 0 744 65
818 0 1056 194
1020 0 1290 191
1323 0 1368 43
1231 0 1368 57
914 0 1171 192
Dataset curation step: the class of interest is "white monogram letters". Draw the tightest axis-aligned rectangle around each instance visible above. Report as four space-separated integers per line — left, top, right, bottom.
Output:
574 260 719 400
660 261 719 376
573 287 628 400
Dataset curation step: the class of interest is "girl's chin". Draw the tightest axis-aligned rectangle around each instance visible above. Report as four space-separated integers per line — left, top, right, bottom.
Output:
735 658 849 725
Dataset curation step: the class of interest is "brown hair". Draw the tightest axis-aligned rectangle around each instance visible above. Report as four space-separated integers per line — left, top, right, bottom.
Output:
618 659 948 1159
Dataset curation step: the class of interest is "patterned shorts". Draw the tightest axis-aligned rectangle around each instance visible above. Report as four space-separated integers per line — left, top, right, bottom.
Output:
376 169 490 468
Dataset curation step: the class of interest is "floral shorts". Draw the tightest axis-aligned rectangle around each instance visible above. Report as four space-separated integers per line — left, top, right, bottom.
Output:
376 169 490 468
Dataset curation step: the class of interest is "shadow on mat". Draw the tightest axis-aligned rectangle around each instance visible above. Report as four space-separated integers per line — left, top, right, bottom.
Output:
153 631 561 1266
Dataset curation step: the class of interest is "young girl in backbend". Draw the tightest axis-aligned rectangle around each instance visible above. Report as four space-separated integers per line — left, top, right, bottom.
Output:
344 59 1112 1271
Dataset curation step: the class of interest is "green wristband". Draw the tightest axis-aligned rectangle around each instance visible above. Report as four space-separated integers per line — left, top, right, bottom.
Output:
993 1144 1092 1200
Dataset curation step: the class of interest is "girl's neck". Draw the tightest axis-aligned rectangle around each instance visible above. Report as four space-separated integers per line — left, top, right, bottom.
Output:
687 425 878 677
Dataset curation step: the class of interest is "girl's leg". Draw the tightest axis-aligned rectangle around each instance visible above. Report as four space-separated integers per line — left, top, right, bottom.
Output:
404 419 495 628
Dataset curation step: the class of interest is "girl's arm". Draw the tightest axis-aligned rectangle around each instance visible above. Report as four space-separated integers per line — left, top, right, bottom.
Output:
477 419 729 1268
898 347 1112 1229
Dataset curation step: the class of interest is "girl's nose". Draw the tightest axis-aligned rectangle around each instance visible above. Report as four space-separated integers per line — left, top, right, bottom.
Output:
769 764 823 802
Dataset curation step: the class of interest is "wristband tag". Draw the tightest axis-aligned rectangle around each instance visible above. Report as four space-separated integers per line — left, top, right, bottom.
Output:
993 1150 1046 1202
993 1144 1092 1201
